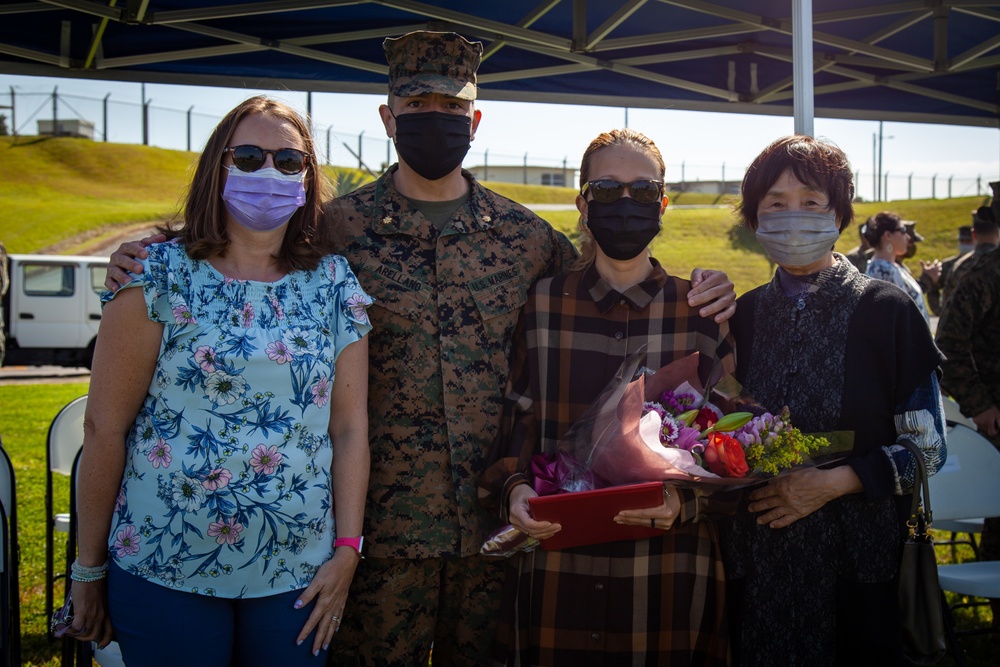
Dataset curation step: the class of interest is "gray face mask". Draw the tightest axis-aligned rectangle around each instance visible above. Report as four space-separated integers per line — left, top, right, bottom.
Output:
756 210 840 268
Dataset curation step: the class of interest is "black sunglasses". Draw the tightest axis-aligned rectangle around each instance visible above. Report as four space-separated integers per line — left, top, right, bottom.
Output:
581 179 664 205
223 145 309 175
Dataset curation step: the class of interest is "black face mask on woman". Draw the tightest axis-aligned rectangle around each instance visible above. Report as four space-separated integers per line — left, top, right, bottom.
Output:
392 111 472 181
586 198 662 261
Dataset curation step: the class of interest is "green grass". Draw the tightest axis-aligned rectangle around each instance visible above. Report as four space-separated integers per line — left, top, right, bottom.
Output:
2 382 996 665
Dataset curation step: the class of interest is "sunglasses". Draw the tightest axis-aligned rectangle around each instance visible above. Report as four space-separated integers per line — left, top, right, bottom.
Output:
581 179 665 204
223 145 309 175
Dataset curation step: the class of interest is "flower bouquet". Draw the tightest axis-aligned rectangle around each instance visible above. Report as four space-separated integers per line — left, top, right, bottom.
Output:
480 349 853 556
550 349 852 492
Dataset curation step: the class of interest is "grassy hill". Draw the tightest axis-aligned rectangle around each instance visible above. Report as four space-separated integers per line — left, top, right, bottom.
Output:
1 135 989 295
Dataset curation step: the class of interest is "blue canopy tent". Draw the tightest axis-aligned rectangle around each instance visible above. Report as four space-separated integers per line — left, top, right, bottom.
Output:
0 0 997 133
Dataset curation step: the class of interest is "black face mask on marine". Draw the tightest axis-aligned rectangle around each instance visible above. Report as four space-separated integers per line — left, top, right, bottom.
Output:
392 111 472 181
586 198 662 261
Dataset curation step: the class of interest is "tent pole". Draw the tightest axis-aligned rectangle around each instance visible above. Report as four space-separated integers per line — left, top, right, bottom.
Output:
792 0 815 137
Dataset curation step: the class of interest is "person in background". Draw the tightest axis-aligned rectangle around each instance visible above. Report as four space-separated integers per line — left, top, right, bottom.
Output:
920 224 973 315
101 32 739 666
939 211 999 311
844 222 871 273
864 210 931 325
488 128 735 665
935 235 1000 632
724 135 945 667
67 96 373 665
901 221 942 300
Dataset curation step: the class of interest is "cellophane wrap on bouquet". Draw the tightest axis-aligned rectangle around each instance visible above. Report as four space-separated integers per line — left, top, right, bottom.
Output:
552 349 853 491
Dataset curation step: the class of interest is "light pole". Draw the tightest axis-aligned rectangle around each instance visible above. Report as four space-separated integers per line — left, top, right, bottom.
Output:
877 121 894 202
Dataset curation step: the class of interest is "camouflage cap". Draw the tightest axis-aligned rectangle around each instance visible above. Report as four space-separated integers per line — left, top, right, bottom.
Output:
384 31 483 101
903 220 924 242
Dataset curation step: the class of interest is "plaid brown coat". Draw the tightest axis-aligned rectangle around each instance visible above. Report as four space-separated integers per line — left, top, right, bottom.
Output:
493 261 735 666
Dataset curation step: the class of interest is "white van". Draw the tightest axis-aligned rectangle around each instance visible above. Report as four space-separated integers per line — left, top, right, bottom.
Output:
1 254 110 368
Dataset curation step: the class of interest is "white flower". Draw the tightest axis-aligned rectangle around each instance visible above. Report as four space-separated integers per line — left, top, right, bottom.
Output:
205 371 247 405
133 415 159 455
171 472 207 512
281 326 318 357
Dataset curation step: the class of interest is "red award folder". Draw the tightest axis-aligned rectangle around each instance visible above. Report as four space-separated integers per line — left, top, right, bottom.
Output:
527 481 664 550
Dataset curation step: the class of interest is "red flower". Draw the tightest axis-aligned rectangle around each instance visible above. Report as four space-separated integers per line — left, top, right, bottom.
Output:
703 433 749 478
694 406 720 431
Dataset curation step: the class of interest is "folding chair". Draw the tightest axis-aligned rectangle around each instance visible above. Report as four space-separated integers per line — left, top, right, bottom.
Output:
45 395 87 642
0 440 22 667
930 423 1000 663
934 415 987 559
942 395 977 431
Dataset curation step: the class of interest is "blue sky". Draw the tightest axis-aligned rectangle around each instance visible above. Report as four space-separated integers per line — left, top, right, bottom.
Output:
2 73 997 202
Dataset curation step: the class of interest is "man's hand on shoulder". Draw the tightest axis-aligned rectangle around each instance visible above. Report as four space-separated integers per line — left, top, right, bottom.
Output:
688 268 736 323
105 234 165 292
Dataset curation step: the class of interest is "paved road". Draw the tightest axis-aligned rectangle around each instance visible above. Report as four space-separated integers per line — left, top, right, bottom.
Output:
0 365 90 385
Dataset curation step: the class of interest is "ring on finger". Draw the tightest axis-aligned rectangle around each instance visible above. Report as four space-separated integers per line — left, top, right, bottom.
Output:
331 615 340 623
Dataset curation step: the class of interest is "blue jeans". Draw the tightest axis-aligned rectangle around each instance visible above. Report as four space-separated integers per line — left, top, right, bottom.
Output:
107 563 327 666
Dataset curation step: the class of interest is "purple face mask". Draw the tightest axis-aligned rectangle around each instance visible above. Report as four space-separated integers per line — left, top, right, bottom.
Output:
221 166 306 231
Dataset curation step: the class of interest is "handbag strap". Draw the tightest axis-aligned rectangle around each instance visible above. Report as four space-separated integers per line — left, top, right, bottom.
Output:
897 438 932 533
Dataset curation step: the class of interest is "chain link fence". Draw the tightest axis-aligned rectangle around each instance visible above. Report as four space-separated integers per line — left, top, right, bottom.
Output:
1 88 991 202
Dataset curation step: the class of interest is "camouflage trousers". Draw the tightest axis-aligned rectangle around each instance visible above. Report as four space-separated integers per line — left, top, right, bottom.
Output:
328 554 506 667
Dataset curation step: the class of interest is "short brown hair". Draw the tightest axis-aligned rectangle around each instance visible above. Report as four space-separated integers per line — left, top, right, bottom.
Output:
166 96 333 271
574 128 665 269
738 135 854 232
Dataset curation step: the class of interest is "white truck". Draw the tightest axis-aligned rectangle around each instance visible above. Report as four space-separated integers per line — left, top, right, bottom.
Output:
1 253 110 368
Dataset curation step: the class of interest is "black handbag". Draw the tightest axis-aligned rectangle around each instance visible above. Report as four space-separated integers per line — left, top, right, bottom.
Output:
897 439 946 665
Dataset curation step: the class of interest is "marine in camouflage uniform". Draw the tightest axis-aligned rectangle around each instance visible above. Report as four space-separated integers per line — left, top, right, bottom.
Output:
935 246 1000 599
326 31 577 667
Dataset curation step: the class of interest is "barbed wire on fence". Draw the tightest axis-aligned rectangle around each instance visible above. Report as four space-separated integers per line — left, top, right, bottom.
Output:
0 89 991 202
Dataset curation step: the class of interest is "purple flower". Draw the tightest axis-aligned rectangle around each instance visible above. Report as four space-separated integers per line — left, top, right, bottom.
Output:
202 468 232 491
346 294 371 324
172 304 196 324
660 415 681 443
241 301 255 328
249 444 283 476
270 298 285 321
147 439 172 469
208 517 244 546
194 345 217 372
266 340 293 364
673 426 703 452
113 525 140 558
311 376 332 408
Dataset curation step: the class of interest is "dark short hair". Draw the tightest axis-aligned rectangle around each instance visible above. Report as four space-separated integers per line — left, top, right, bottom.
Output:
863 210 903 246
168 96 333 272
738 135 854 231
973 216 999 236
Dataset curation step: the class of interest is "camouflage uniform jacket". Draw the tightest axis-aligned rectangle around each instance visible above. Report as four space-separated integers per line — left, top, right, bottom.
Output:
936 247 1000 418
940 243 998 311
327 166 577 559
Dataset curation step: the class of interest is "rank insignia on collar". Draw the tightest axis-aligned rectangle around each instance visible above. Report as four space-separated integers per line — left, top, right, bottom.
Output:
381 216 392 225
482 215 491 223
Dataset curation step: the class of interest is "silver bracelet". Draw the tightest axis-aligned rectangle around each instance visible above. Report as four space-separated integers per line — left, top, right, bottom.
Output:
70 559 109 583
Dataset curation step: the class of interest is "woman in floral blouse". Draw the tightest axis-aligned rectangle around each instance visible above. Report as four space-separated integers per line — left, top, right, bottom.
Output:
67 97 372 665
864 210 932 325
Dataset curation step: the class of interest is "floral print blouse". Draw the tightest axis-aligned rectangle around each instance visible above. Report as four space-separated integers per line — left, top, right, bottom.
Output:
865 257 931 325
104 240 373 598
